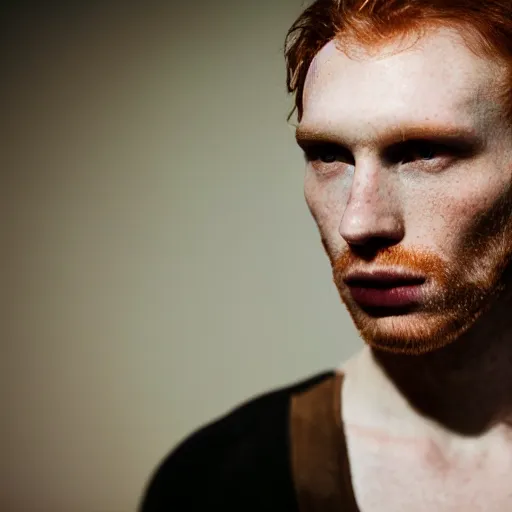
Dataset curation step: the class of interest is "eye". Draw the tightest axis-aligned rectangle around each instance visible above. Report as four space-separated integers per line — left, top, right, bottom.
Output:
304 143 354 165
319 152 338 163
400 141 439 164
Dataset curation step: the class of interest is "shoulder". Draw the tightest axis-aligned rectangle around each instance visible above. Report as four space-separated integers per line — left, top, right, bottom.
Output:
138 370 335 511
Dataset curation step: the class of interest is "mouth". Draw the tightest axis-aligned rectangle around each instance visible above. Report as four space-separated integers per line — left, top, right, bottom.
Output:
343 271 426 315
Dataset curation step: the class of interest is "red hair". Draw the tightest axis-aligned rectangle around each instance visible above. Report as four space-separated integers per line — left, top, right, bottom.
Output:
284 0 512 121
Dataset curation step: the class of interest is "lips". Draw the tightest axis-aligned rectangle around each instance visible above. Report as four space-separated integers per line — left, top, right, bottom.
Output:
343 271 426 311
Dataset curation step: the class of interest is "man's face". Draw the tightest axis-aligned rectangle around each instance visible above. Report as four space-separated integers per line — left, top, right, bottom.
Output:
298 27 512 355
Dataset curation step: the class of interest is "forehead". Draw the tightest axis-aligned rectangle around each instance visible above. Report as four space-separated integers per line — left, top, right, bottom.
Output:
301 27 505 141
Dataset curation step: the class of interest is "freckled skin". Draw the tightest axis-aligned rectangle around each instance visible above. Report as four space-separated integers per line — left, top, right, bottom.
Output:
299 26 512 510
300 27 512 355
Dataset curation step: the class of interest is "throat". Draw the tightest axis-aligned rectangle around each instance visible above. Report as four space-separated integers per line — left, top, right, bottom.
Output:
341 345 512 441
341 348 512 512
370 326 512 435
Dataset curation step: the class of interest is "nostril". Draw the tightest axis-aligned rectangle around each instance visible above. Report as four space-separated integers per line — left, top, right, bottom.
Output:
348 238 400 260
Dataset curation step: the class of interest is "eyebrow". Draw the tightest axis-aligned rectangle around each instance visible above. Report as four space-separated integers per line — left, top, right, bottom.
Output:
295 124 482 151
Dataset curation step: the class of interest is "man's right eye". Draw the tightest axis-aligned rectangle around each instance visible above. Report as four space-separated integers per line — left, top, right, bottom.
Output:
318 152 338 163
304 144 353 165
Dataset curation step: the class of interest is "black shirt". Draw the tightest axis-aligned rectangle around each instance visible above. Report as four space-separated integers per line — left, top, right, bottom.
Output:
138 370 358 512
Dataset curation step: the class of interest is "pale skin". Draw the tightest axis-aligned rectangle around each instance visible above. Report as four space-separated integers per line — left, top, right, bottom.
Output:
298 27 512 511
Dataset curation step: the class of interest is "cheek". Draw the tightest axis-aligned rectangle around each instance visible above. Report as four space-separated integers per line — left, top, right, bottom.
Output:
411 171 512 255
304 174 347 234
304 174 349 259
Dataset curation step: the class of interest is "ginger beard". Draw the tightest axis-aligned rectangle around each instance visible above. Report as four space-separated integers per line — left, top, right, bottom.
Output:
330 189 512 356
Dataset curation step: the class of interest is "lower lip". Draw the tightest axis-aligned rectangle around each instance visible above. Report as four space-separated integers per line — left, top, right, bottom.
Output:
348 284 423 309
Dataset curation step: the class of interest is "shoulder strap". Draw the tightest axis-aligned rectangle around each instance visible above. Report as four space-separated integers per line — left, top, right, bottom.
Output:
290 372 360 512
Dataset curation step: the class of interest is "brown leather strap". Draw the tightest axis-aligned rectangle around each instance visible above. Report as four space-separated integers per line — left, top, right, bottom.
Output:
290 372 360 512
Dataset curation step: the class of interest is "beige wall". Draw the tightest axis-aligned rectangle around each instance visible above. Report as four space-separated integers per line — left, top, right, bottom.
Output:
2 2 361 511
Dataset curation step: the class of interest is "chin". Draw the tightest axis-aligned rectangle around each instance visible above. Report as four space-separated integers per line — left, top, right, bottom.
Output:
343 300 491 356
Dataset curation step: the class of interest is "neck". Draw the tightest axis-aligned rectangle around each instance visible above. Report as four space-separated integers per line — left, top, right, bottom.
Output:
372 300 512 436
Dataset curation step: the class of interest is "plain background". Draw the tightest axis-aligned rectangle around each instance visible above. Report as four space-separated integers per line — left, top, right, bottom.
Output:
2 1 361 511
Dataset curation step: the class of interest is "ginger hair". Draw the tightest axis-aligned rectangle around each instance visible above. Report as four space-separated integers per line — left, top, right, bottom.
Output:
285 0 512 121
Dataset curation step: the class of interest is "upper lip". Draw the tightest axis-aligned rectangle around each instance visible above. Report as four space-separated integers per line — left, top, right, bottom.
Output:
343 270 426 287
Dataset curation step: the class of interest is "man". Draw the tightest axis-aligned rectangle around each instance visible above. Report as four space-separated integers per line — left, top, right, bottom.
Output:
139 1 512 510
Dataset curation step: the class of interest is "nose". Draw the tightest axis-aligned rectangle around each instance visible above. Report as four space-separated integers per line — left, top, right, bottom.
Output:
339 164 405 253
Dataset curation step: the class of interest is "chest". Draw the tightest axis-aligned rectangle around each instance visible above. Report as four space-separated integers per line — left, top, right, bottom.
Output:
344 424 512 512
